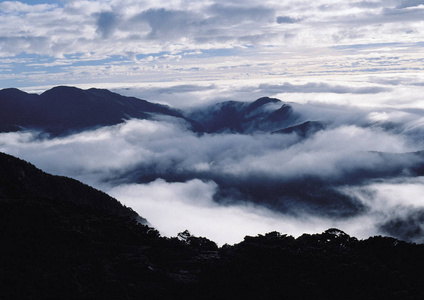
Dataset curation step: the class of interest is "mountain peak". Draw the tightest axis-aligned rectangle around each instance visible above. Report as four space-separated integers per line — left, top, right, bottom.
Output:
40 85 88 100
252 96 281 106
245 97 282 114
188 96 298 133
0 86 192 135
0 87 32 100
41 85 82 94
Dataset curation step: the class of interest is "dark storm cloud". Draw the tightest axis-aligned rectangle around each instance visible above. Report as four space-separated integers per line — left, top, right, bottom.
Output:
125 4 276 42
96 11 118 38
131 8 200 40
396 0 424 8
276 16 302 24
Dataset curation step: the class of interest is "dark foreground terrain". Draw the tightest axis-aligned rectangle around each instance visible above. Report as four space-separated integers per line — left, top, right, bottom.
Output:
1 152 424 299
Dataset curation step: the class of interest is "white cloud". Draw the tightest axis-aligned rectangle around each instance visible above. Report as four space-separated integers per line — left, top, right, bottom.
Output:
107 179 377 245
1 104 424 243
341 177 424 243
1 0 423 88
0 1 58 13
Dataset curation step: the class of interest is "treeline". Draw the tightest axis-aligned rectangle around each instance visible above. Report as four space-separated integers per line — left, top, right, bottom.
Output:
1 151 424 299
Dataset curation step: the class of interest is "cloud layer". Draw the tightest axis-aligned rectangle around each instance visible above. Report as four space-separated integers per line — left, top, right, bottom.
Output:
2 96 424 244
0 0 423 87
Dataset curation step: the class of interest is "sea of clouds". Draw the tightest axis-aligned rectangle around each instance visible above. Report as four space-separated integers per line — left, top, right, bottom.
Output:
2 77 424 245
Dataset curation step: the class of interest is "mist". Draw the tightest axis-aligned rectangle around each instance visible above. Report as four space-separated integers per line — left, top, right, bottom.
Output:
1 88 424 245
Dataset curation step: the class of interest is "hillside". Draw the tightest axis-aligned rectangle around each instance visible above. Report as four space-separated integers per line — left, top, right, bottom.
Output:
0 151 214 299
0 152 143 221
1 152 424 299
0 87 323 135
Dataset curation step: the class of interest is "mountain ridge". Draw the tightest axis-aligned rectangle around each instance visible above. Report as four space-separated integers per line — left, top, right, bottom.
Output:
0 86 200 135
187 96 299 133
0 151 145 222
0 87 306 135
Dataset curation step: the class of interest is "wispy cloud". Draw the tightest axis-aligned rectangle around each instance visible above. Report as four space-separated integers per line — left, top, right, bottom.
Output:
0 0 423 87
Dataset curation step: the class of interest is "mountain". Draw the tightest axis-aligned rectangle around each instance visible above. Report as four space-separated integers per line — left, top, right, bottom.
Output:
187 97 300 133
0 86 200 135
273 120 327 137
1 152 424 299
0 151 144 222
0 87 311 135
0 151 212 299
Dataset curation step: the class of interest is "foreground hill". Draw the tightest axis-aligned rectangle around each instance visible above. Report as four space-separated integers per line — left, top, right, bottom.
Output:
0 152 143 221
1 152 424 299
0 151 213 299
0 86 200 135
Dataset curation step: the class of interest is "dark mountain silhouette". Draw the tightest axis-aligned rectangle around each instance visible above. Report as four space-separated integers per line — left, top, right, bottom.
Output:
1 152 424 299
187 96 300 133
0 151 145 222
0 87 319 135
0 86 201 135
0 151 215 299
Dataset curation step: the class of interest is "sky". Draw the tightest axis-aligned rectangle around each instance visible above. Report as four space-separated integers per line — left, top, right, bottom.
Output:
0 0 423 97
1 0 424 245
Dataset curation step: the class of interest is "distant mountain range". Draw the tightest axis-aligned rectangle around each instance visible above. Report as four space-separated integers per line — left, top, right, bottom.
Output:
0 86 200 135
0 86 323 136
1 151 424 299
187 96 301 133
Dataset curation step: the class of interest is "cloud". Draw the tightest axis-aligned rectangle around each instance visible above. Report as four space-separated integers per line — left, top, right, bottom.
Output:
352 1 386 8
0 1 58 13
131 8 199 40
1 100 424 244
106 179 375 246
396 0 424 8
96 11 118 38
207 4 275 24
0 0 421 58
1 0 423 88
276 16 302 24
341 177 424 243
254 82 392 94
1 0 424 242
